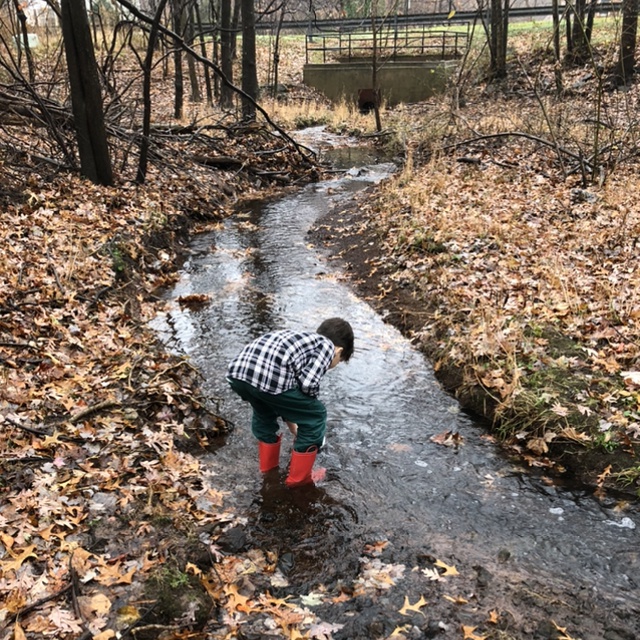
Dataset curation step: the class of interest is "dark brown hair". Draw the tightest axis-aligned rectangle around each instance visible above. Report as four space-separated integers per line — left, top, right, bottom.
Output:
317 318 354 362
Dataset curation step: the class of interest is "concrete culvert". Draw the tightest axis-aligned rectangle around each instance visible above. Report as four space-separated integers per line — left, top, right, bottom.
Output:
358 88 379 114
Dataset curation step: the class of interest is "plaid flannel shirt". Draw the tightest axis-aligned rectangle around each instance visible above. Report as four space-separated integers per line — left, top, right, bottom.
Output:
227 330 334 397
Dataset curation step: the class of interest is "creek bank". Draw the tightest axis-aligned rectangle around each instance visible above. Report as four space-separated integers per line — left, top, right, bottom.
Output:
307 185 639 500
0 124 324 638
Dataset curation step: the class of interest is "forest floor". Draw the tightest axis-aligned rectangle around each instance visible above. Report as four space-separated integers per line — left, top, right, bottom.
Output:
2 30 640 640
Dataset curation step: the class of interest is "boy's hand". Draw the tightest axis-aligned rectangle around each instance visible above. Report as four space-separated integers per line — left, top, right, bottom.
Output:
285 421 298 437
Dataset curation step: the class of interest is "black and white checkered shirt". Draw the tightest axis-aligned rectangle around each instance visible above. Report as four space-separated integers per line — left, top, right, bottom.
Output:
227 330 334 397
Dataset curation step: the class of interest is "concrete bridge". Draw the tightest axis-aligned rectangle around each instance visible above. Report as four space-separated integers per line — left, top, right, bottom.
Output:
302 24 467 108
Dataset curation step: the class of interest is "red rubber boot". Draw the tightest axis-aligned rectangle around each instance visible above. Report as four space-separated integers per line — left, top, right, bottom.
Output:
258 435 281 472
285 447 326 486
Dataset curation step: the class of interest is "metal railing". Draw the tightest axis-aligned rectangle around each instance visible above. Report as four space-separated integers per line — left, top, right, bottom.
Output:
256 3 622 33
305 23 470 64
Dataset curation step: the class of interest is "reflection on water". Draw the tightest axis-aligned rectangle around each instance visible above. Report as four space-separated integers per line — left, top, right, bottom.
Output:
152 135 640 619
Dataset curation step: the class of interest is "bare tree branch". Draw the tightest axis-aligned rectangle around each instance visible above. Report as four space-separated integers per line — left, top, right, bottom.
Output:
112 0 314 161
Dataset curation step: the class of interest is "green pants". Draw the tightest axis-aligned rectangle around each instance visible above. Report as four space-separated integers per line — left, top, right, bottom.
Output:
227 378 326 452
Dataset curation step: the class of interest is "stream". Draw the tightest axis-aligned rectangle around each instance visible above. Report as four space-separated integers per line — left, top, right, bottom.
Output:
151 130 640 639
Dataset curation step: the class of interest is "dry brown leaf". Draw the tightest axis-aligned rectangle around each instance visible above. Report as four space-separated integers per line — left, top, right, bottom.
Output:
443 594 468 604
552 621 578 640
430 430 464 447
462 625 487 640
13 622 27 640
398 594 428 616
597 465 612 486
434 559 459 576
1 545 37 573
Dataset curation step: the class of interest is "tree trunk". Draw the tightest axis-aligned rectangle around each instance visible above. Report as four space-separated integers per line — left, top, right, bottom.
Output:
552 0 561 61
585 0 597 42
211 1 220 100
616 0 638 83
272 4 286 98
12 0 36 83
220 0 234 108
193 1 213 104
370 11 382 132
137 0 169 183
552 0 563 93
60 0 114 186
171 0 184 119
241 0 258 120
185 1 201 102
489 0 508 79
232 1 241 59
571 0 590 62
566 10 573 54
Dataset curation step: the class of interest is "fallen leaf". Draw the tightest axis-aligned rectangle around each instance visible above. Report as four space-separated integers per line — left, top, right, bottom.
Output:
90 593 112 616
307 621 345 639
399 594 428 616
552 621 578 640
260 592 295 610
597 465 612 486
443 594 468 604
430 430 464 447
388 443 412 452
14 622 27 640
0 532 14 549
559 426 592 442
41 431 64 448
224 583 254 613
300 591 325 606
621 371 640 386
576 404 594 416
95 559 137 586
115 605 140 626
0 544 37 573
422 567 442 581
551 402 569 416
363 540 389 556
434 559 459 576
462 625 487 640
4 589 27 614
331 591 351 603
177 293 211 308
526 436 549 455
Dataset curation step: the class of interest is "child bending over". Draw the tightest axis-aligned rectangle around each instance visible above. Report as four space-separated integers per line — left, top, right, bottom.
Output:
227 317 354 486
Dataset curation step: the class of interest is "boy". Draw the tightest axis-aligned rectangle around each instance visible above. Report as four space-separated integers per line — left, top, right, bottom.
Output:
227 318 354 486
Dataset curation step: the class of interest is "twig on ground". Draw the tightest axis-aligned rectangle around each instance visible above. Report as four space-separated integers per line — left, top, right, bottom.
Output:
0 584 73 633
443 131 591 170
69 401 120 424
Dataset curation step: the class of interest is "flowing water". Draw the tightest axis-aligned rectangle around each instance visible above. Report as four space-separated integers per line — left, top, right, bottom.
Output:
152 129 640 638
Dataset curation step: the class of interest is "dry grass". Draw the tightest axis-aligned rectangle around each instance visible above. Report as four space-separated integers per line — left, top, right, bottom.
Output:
362 98 640 476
